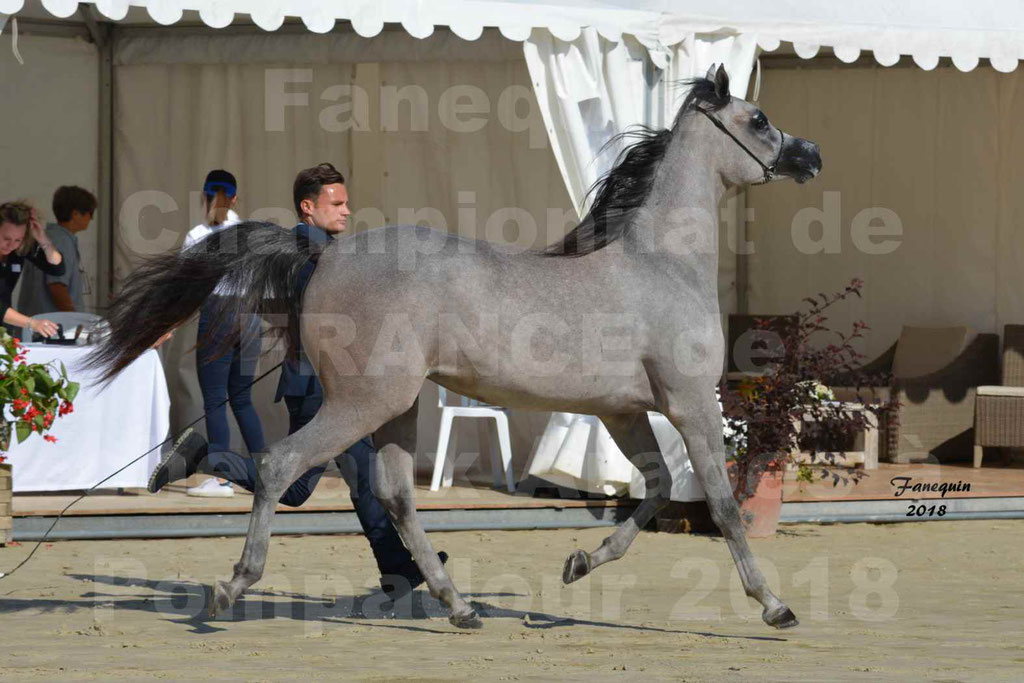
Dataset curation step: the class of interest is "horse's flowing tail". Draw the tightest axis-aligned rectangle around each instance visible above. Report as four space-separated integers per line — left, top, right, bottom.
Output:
86 221 310 383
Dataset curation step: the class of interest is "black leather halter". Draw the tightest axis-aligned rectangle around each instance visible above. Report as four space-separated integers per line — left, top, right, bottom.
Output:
697 107 785 184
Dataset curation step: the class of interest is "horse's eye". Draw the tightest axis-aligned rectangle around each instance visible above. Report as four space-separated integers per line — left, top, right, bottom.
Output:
753 113 769 131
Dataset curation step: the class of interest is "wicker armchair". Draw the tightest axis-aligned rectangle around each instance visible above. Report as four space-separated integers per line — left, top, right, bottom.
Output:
830 326 999 463
973 325 1024 467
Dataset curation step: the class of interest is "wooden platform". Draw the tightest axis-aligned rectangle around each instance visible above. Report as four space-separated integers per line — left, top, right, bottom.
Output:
11 472 632 518
11 461 1024 519
782 461 1024 502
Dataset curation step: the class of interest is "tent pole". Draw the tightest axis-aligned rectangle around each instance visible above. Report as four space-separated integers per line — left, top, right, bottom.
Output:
735 64 758 316
642 48 664 129
98 31 113 309
735 191 748 314
81 8 114 310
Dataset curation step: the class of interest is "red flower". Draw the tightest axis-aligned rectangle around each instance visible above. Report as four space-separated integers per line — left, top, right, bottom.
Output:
59 401 73 416
12 399 28 411
12 337 20 345
43 435 57 443
20 388 28 396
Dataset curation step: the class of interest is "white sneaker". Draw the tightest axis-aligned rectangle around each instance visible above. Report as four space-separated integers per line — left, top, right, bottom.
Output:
186 478 235 497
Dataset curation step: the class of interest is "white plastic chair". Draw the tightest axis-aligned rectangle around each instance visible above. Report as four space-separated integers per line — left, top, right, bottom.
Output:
431 385 515 493
24 312 103 342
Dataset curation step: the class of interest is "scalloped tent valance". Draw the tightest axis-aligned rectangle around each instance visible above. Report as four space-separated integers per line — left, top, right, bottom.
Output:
651 0 1024 73
7 0 1024 73
4 0 663 45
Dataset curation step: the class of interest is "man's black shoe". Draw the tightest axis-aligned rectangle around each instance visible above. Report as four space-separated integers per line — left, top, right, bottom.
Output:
380 551 449 602
147 428 210 494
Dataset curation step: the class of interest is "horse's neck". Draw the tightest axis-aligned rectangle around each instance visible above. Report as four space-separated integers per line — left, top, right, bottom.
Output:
626 121 724 274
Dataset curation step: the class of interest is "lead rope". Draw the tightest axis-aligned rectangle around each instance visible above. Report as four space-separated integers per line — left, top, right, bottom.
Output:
0 360 283 581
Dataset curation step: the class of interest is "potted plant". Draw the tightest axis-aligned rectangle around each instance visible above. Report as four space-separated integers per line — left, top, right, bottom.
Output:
0 329 79 546
720 279 895 537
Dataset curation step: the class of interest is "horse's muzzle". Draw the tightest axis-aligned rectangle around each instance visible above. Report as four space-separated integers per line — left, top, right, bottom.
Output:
780 138 822 184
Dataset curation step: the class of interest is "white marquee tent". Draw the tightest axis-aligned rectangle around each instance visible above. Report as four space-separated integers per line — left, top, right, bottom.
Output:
2 0 1023 475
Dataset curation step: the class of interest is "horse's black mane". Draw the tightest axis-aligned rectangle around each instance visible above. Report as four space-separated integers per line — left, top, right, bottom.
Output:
544 77 730 257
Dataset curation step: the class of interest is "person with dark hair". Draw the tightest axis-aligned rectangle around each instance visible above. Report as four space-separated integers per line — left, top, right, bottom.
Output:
149 163 445 599
180 170 266 498
0 201 64 339
18 186 96 317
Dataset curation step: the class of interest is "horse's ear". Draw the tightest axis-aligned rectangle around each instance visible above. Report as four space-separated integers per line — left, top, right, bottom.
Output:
705 63 717 81
714 64 730 99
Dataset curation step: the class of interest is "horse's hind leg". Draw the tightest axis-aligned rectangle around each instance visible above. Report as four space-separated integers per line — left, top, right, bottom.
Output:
563 412 670 584
210 407 382 616
667 393 798 629
372 401 482 629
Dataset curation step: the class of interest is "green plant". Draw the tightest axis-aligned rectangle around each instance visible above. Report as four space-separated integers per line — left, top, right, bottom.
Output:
0 328 79 461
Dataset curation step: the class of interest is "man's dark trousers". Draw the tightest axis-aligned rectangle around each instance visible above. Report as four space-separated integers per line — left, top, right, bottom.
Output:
281 382 411 575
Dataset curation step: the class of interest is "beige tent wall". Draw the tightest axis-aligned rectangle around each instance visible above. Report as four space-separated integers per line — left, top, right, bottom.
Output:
0 34 100 314
112 28 573 480
745 63 1024 359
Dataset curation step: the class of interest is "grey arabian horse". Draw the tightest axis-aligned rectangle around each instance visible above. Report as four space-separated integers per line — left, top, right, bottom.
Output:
89 65 821 630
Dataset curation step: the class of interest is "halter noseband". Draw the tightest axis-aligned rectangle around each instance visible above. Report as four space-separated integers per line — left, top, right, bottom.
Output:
697 107 785 184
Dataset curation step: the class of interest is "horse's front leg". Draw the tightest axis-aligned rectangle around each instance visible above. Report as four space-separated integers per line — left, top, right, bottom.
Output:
664 390 798 629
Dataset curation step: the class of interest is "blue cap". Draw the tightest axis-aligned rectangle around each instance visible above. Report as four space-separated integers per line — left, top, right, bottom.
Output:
203 169 237 198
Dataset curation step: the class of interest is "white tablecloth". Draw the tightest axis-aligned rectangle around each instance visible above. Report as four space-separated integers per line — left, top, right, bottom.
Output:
524 412 706 502
6 346 170 492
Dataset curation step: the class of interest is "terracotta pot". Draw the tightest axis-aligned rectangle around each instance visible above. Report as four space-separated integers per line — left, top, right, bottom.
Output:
0 463 11 546
727 459 785 538
736 470 784 538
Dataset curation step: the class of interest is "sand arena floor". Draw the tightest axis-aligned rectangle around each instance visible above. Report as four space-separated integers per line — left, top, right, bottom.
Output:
1 521 1022 681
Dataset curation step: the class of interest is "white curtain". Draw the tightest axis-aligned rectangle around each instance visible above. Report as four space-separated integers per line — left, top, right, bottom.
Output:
663 33 759 119
524 30 758 318
524 28 758 215
523 27 651 219
746 64 1024 359
113 29 574 476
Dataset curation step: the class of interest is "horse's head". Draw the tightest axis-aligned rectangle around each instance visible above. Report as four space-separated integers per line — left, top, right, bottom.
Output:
692 64 822 187
545 65 823 257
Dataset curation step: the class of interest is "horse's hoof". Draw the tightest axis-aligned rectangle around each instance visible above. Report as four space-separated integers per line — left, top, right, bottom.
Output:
763 605 799 629
449 609 483 630
562 550 591 585
210 581 233 618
